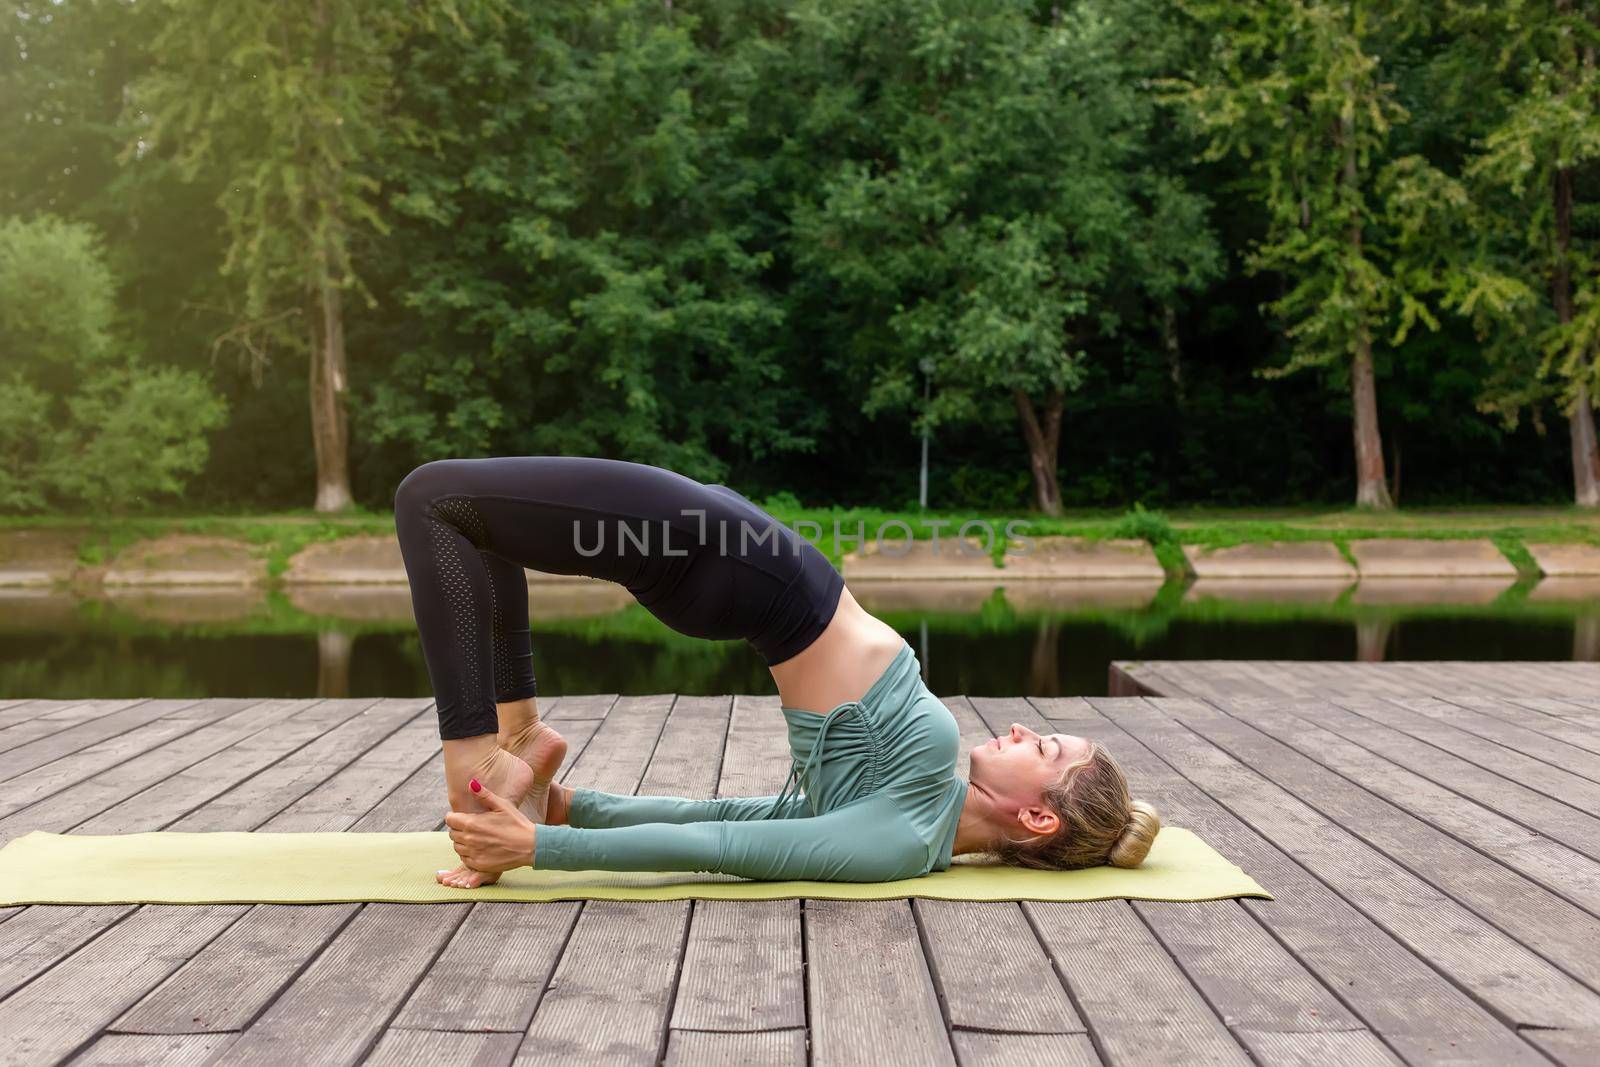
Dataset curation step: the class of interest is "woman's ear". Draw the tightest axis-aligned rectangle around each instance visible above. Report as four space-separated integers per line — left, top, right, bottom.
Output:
1018 805 1059 837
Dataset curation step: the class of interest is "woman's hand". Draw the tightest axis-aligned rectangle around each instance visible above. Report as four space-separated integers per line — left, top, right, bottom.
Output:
444 780 537 875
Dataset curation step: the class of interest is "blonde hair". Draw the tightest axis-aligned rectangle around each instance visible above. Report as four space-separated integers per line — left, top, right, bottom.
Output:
992 740 1161 870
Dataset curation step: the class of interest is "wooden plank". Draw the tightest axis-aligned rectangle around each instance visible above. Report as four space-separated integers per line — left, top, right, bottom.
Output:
514 898 689 1067
111 699 446 1037
806 899 954 1067
386 899 575 1034
0 903 248 1063
0 699 364 1011
1106 663 1155 697
0 700 254 822
1100 698 1600 1030
366 1029 522 1067
0 698 333 845
1161 695 1600 1001
1466 662 1579 698
1108 663 1188 699
1408 696 1600 783
1058 698 1547 1064
948 1032 1101 1067
1233 1031 1408 1067
1525 1028 1600 1066
204 902 471 1066
1456 696 1600 756
1506 695 1600 726
1030 900 1255 1066
109 905 357 1036
65 1032 235 1065
541 693 615 723
1104 660 1600 704
70 700 377 836
253 714 441 832
2 698 426 1058
512 693 695 1067
0 699 153 749
160 700 426 832
0 905 135 1002
1211 696 1600 911
662 1028 806 1067
1339 696 1600 815
0 700 212 777
1304 695 1600 863
669 694 803 1034
1384 664 1458 697
665 1030 812 1062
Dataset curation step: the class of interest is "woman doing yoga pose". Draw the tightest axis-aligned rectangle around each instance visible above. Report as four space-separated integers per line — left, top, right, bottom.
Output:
393 456 1160 887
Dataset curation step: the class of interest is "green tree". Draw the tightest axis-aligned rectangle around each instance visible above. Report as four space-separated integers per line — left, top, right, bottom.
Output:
1173 0 1462 508
130 0 485 511
781 0 1219 514
357 1 798 480
1440 0 1600 505
0 215 227 512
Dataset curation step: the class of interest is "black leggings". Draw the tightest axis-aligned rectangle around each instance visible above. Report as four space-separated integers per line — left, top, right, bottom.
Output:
393 456 846 740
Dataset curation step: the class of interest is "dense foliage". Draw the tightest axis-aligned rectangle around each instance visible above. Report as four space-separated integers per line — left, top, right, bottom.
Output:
3 0 1597 513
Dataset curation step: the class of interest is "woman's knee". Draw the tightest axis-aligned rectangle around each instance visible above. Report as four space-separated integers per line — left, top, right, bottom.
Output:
394 459 466 514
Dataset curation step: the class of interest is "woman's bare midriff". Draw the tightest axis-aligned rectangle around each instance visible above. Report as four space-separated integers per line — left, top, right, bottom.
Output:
768 584 905 715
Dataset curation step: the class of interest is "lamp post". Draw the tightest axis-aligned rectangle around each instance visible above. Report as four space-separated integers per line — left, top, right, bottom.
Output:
918 358 933 510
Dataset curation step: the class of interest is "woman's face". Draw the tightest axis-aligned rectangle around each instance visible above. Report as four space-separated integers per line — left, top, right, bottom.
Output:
969 722 1093 812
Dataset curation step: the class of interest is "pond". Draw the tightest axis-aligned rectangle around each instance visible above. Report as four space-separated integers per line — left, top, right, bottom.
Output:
5 577 1596 704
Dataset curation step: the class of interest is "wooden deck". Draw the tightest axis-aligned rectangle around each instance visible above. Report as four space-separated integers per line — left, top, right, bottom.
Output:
2 669 1600 1065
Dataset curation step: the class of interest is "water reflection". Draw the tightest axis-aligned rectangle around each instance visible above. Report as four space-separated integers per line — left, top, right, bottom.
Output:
2 578 1596 703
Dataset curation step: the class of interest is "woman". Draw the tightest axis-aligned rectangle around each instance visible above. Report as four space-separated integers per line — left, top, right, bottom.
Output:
393 456 1160 887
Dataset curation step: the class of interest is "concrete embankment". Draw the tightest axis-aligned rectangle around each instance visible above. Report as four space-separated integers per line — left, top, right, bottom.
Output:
4 528 1600 588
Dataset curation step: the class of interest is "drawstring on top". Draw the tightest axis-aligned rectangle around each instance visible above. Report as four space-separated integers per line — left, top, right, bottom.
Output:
765 701 862 820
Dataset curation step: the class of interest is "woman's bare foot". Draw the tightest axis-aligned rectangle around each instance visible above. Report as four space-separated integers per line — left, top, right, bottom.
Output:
496 702 567 823
437 863 499 888
437 736 535 888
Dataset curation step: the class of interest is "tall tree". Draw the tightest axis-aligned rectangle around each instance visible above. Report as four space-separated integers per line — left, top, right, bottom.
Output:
1442 0 1600 505
780 0 1218 514
130 0 482 511
359 1 799 480
1173 0 1452 508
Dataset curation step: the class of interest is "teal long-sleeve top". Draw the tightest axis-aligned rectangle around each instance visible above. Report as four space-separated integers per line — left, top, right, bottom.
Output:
531 640 970 883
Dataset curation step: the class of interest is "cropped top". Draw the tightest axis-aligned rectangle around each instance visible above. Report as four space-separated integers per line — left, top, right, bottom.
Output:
531 640 970 882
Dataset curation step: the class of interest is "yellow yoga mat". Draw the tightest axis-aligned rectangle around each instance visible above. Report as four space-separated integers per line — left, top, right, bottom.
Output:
0 826 1267 905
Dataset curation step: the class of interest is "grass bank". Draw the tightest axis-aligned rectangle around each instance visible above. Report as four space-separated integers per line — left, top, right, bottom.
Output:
6 502 1600 580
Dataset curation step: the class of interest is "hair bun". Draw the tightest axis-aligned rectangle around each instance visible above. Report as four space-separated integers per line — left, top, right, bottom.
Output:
1107 799 1161 868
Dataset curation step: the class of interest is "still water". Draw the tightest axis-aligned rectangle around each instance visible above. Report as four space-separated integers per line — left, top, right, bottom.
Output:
3 578 1596 703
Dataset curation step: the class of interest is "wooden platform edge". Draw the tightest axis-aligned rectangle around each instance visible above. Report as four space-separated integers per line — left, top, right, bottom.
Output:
1108 663 1162 697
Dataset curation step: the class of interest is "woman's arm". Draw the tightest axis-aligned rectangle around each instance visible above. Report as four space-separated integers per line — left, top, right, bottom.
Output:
560 784 810 828
532 793 928 883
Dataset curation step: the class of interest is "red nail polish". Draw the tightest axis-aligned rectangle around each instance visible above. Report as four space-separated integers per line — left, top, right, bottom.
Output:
469 778 481 793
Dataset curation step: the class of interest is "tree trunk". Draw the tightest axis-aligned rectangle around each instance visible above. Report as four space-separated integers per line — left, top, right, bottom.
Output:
1342 101 1393 509
1351 333 1393 508
1029 619 1062 695
1163 304 1187 410
309 278 354 512
1553 164 1600 506
308 0 353 514
1013 387 1063 515
1355 616 1391 662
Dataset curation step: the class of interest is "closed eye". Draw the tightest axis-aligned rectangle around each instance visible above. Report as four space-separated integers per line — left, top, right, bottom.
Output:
1036 739 1045 754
